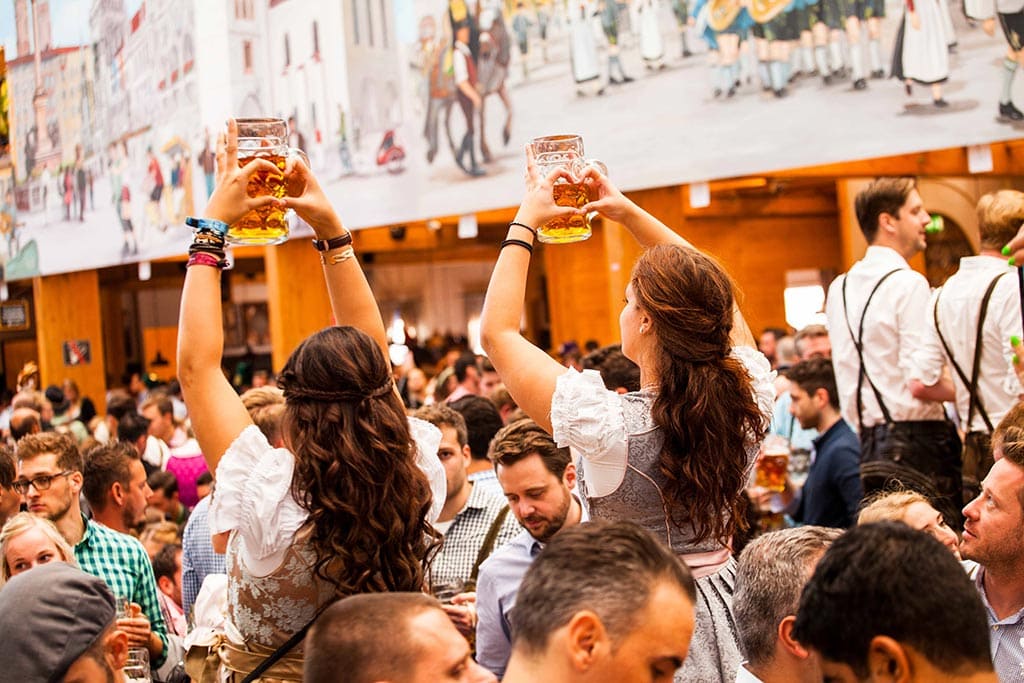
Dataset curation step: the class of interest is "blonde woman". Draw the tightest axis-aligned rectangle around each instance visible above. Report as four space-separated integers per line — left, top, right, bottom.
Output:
858 490 963 559
0 512 76 584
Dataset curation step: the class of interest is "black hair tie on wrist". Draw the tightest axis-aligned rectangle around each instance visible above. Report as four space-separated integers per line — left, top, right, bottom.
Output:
501 238 534 254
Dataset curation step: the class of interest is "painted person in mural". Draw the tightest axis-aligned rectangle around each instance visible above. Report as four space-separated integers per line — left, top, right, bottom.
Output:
451 0 487 176
568 0 605 96
966 0 1024 120
891 0 950 107
108 141 139 257
145 146 167 234
599 0 636 84
199 131 217 199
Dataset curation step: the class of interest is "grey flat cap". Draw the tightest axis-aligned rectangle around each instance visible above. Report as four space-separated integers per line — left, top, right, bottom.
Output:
0 562 116 682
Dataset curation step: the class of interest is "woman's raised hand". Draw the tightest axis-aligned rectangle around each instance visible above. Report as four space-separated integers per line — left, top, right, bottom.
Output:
514 145 580 229
578 165 635 224
203 118 285 226
280 156 346 238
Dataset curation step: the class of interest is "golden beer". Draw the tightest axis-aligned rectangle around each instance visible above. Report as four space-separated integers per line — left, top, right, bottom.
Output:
755 453 790 492
538 182 593 244
229 150 289 245
530 135 605 245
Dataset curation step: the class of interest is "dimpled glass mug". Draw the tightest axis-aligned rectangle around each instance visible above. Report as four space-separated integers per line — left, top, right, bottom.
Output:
229 118 308 246
529 135 607 244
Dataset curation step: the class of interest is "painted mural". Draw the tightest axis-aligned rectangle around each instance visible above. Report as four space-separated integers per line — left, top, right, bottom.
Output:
0 0 1022 277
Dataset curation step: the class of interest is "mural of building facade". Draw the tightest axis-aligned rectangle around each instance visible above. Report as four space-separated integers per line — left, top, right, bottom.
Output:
0 0 1022 278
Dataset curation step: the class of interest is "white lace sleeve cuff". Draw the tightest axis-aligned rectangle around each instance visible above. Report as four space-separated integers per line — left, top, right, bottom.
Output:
733 346 777 423
210 425 306 561
408 416 447 524
551 369 628 497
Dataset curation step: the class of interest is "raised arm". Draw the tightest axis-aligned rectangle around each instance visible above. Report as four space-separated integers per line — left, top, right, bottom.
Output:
479 153 579 433
177 120 280 472
579 168 756 348
282 160 388 359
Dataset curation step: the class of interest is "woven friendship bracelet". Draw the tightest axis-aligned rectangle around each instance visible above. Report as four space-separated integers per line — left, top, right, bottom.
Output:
187 252 228 269
320 246 356 266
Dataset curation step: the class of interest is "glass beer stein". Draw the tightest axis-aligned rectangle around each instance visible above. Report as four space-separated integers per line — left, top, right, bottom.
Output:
230 118 307 246
756 435 791 493
530 135 606 244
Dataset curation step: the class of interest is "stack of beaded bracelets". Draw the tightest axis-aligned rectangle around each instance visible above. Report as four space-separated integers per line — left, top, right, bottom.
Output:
185 217 229 270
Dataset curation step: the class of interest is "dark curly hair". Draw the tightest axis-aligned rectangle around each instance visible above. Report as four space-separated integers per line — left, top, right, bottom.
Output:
632 245 768 545
278 326 441 595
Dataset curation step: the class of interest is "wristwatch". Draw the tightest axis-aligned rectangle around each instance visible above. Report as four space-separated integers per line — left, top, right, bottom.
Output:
311 232 353 251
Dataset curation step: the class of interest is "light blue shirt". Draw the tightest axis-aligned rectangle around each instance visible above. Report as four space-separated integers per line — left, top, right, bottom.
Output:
770 392 819 452
475 497 588 678
181 495 226 617
975 568 1024 682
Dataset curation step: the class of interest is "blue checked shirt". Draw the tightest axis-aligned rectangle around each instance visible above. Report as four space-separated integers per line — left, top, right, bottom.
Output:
429 483 522 587
976 568 1024 683
74 520 169 667
182 494 226 617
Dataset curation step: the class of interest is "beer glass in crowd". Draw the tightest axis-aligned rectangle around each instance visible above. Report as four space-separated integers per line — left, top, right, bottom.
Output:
230 118 307 246
530 135 606 244
756 435 791 493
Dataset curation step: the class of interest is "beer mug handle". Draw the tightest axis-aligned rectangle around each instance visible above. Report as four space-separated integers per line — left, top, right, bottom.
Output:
289 148 310 168
583 158 608 177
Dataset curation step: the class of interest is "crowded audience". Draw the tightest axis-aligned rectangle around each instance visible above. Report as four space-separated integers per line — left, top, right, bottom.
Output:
3 133 1024 683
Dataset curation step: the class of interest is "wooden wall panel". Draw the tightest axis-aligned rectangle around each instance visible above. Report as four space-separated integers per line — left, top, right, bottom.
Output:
32 271 107 408
4 339 38 391
542 220 618 349
264 238 334 372
142 326 178 383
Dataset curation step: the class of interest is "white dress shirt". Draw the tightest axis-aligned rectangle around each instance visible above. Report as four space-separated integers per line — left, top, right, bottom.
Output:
734 663 765 683
825 246 945 430
911 255 1022 433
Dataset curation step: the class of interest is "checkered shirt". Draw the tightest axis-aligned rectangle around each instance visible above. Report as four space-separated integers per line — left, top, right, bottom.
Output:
74 519 169 667
429 482 523 586
182 494 225 617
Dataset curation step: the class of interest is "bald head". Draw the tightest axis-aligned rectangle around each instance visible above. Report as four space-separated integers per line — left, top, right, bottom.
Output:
10 408 42 441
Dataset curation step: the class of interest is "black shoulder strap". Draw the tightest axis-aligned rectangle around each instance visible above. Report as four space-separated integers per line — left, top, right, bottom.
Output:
932 272 1008 433
469 505 512 587
241 600 332 682
841 269 902 431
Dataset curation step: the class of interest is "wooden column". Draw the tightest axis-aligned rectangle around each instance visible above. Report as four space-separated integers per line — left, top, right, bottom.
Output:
32 271 107 405
264 240 334 372
835 179 868 272
542 220 619 349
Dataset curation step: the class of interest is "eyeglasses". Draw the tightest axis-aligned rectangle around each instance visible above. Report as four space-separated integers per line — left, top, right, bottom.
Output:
11 471 73 495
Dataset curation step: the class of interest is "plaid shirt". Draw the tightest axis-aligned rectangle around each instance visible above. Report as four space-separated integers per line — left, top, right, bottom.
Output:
429 482 523 587
74 520 169 667
182 494 225 617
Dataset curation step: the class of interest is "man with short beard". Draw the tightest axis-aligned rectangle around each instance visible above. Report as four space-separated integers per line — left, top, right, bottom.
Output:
83 441 152 535
959 408 1024 682
475 419 586 678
